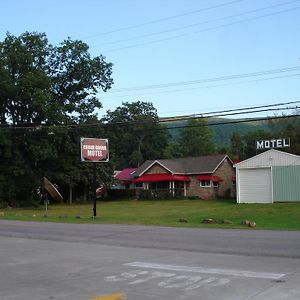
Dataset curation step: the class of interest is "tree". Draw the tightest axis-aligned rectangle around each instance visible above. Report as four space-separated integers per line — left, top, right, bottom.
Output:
102 101 168 169
0 32 113 206
176 118 215 157
242 129 272 159
230 132 243 160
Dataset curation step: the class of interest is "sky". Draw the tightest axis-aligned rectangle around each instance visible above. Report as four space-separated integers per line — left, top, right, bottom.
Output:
1 0 300 119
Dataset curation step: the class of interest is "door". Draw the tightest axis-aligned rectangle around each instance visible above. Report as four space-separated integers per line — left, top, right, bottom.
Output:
238 168 272 203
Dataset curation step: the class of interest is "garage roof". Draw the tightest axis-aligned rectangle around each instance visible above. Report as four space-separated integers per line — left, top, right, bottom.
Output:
235 149 300 169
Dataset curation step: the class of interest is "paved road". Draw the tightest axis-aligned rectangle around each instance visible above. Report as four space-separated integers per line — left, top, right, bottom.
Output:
0 220 300 300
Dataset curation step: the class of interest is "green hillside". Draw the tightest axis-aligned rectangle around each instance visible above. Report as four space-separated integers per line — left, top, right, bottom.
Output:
164 118 270 146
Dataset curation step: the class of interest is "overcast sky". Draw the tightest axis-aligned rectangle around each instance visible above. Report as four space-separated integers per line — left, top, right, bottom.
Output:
1 0 300 118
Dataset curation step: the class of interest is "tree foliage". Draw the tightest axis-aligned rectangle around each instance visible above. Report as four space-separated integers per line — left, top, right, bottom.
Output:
102 101 168 169
176 118 215 157
0 32 113 207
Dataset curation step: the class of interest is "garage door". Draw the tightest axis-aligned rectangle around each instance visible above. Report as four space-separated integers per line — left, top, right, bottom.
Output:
238 168 272 203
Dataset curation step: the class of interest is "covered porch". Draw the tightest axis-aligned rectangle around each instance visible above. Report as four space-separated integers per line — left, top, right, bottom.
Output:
134 173 190 197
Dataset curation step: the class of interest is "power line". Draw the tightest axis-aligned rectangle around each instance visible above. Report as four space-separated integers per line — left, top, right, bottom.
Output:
163 114 300 132
159 101 300 122
1 101 299 131
106 66 300 93
99 5 300 53
81 0 244 40
102 73 300 99
92 0 299 48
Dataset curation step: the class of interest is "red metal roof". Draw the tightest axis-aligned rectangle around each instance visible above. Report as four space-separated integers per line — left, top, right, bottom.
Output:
115 168 137 181
197 175 223 182
134 173 190 183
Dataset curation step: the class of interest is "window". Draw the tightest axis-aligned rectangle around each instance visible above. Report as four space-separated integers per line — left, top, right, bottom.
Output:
135 182 143 189
212 181 219 187
200 180 211 187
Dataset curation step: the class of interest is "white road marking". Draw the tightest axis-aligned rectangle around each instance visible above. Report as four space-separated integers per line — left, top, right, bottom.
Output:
105 270 229 290
124 262 285 280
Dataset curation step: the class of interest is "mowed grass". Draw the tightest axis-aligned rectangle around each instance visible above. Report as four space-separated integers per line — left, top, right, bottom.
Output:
0 199 300 230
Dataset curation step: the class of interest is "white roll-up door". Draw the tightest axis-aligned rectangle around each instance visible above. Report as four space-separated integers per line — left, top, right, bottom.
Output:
238 168 272 203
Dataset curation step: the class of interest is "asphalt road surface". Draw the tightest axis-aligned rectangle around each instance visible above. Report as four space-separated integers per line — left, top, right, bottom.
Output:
0 220 300 300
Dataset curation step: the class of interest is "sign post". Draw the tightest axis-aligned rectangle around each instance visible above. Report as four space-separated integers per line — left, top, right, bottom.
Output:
80 138 109 217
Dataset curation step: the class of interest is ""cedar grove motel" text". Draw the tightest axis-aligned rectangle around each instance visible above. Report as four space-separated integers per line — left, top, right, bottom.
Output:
83 144 107 157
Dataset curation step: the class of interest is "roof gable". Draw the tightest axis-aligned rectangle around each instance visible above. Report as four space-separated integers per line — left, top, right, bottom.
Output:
134 154 230 177
235 149 300 169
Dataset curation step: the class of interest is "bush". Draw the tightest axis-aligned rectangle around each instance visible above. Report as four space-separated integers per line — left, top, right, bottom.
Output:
107 189 136 199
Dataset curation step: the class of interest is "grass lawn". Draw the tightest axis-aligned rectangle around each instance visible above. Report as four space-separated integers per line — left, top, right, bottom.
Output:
0 198 300 230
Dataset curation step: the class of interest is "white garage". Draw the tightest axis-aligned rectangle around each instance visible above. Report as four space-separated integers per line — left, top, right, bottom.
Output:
235 149 300 203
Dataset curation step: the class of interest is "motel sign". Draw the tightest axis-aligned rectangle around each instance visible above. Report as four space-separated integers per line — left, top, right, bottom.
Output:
256 138 290 150
80 138 109 162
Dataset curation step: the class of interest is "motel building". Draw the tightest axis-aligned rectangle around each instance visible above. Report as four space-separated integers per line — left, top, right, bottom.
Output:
132 154 236 199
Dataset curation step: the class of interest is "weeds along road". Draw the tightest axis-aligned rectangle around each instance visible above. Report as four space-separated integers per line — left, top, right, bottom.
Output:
1 220 300 300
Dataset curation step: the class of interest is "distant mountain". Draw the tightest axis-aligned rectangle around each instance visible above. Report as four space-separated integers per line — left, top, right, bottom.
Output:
209 118 270 146
163 117 270 146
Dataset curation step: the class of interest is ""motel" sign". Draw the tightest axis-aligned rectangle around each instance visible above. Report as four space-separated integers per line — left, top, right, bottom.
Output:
256 138 290 150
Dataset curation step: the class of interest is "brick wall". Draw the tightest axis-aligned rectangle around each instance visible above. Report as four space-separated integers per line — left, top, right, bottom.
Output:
214 158 236 198
186 158 235 199
186 176 216 199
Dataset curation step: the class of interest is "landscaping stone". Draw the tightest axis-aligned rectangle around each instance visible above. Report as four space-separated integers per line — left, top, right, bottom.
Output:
241 219 256 228
248 221 257 228
202 218 217 224
0 212 4 216
241 220 250 226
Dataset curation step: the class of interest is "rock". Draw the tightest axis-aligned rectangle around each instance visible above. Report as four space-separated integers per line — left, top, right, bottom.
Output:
32 214 36 217
248 221 256 228
202 218 217 224
241 220 250 226
0 212 4 216
15 213 22 217
241 219 256 228
178 218 188 223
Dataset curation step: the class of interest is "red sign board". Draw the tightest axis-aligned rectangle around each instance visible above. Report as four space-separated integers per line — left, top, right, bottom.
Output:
80 138 109 162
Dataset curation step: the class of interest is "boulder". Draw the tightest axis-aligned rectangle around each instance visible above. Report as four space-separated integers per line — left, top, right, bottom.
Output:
202 218 217 224
241 220 250 226
248 221 256 228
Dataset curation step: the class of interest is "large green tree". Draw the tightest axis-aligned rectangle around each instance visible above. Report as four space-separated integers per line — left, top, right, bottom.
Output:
176 118 215 157
0 32 113 206
102 101 168 169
